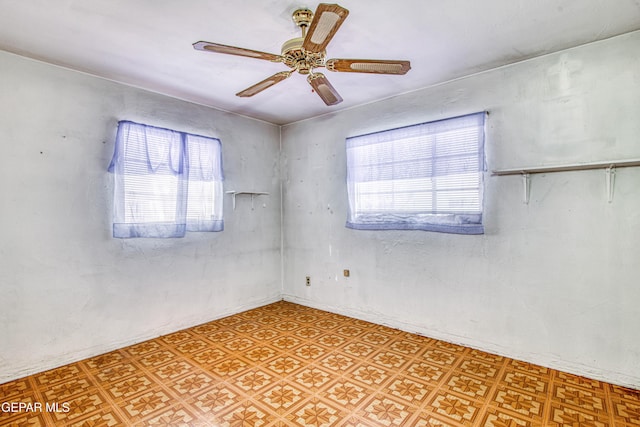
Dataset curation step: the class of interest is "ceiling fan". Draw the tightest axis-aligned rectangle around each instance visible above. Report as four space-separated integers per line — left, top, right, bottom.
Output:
193 3 411 106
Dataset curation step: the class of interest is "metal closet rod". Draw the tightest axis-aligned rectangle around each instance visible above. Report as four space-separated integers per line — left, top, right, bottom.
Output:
491 158 640 176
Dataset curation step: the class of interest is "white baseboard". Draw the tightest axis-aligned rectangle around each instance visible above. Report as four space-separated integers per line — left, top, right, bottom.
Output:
0 295 282 384
282 293 640 390
5 293 638 390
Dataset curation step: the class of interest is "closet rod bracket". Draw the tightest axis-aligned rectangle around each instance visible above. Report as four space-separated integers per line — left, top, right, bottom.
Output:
605 165 615 203
493 158 640 204
522 173 531 204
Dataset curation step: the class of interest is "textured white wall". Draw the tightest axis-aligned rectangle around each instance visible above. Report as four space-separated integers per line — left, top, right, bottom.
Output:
0 51 282 383
2 31 639 389
281 32 640 388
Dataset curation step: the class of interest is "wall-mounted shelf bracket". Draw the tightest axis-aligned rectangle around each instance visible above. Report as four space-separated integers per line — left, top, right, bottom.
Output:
522 173 531 204
605 166 615 203
226 191 269 210
493 158 640 203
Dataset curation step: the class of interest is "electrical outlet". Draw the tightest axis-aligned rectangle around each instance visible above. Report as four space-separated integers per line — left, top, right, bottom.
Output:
306 276 311 286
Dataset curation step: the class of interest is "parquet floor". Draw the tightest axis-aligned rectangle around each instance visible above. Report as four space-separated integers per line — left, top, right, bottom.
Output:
1 301 639 426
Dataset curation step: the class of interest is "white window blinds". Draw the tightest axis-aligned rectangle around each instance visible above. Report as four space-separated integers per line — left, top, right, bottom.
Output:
346 112 485 234
108 121 224 238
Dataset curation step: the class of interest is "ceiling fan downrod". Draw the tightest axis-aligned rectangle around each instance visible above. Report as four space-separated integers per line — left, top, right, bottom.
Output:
281 8 326 76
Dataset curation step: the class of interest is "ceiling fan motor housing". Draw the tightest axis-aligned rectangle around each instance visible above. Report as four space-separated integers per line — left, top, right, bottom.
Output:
280 8 328 75
281 37 325 75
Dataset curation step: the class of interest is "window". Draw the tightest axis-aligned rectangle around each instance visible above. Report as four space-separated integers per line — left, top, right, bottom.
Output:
108 121 224 238
346 112 485 234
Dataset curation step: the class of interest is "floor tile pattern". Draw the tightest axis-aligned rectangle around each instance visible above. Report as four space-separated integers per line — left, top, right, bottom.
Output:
1 301 639 426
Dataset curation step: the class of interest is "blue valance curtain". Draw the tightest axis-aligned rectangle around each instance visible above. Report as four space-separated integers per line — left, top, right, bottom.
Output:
108 121 224 238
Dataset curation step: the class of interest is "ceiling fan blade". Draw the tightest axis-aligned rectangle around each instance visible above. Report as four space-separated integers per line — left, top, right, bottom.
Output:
193 41 281 62
326 59 411 75
236 71 292 97
307 72 343 106
302 4 349 53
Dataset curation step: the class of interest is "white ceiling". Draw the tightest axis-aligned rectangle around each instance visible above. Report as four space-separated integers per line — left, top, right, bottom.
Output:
1 0 639 125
